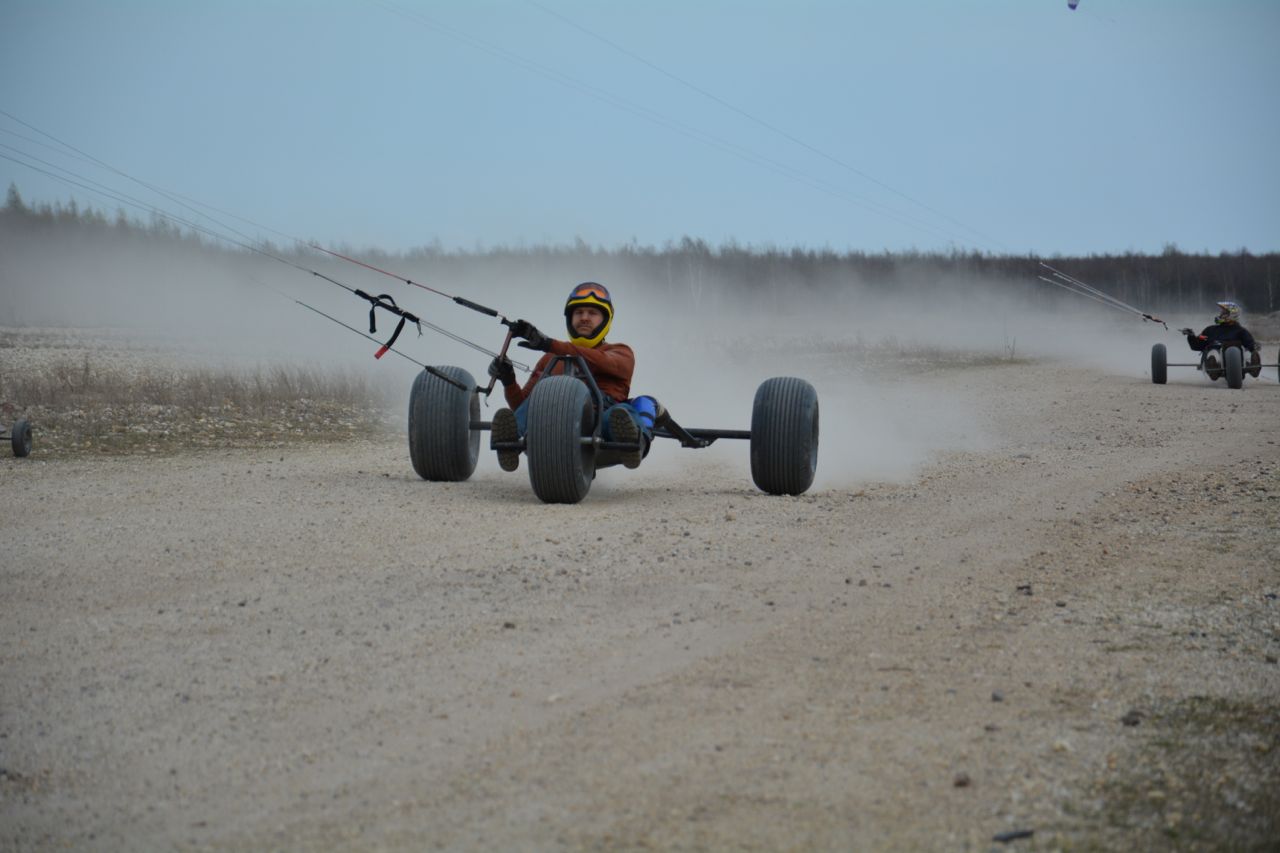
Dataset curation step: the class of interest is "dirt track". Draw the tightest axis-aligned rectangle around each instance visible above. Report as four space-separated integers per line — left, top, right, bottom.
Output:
2 356 1279 851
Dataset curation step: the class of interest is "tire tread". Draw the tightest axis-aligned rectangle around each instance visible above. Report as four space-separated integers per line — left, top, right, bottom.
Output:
526 376 595 503
408 367 479 481
750 377 819 495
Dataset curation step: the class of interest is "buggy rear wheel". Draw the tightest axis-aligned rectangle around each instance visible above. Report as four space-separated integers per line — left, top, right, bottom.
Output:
526 376 596 504
1150 343 1167 384
750 377 819 496
408 366 479 481
1225 346 1244 389
11 419 31 458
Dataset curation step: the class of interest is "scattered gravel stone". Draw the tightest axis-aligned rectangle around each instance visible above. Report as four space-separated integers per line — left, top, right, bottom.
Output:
993 828 1035 843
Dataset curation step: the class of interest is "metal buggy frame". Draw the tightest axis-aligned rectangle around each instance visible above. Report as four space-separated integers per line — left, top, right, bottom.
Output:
406 354 819 504
1151 342 1279 390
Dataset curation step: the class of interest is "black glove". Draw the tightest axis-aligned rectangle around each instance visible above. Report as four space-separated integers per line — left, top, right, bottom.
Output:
488 356 516 386
508 319 551 351
1178 328 1195 336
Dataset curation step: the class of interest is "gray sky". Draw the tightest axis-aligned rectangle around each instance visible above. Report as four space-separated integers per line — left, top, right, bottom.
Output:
2 0 1277 256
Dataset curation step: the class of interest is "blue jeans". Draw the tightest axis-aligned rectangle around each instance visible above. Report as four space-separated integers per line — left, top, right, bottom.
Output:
512 394 656 439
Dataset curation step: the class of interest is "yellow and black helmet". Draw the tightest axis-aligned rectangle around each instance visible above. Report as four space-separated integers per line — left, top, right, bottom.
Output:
1215 301 1241 325
564 281 613 347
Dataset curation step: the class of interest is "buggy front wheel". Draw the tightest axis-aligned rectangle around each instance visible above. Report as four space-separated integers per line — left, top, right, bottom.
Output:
408 366 480 481
750 377 819 496
526 376 597 504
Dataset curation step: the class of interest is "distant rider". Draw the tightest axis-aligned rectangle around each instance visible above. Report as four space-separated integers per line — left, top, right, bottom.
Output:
487 281 656 471
1179 301 1260 375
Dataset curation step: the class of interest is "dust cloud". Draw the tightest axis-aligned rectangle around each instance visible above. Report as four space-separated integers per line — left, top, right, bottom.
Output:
0 228 1186 488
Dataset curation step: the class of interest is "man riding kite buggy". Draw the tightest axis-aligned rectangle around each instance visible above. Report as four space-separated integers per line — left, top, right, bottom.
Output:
1178 300 1261 377
404 274 818 503
487 282 658 472
1152 299 1277 388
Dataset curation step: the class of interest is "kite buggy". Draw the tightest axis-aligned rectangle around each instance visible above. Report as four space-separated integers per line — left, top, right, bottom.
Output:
1150 301 1277 390
269 248 820 504
1150 343 1278 390
1035 264 1276 392
408 349 819 505
84 206 817 504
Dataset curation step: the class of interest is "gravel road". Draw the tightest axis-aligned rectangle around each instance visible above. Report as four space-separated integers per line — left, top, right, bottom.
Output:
2 354 1278 851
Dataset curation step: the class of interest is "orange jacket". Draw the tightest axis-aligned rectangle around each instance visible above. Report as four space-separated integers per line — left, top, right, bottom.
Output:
503 339 634 409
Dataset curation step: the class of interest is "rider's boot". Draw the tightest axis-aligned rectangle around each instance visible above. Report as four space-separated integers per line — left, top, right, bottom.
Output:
608 407 645 469
491 408 521 472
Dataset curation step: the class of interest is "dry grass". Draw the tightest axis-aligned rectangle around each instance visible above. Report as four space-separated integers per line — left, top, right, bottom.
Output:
5 355 379 409
0 329 400 457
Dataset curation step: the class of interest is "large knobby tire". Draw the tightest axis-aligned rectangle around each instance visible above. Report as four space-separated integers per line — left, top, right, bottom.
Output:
1224 346 1244 389
11 419 32 458
526 376 596 504
750 376 819 496
408 366 479 481
1150 343 1167 385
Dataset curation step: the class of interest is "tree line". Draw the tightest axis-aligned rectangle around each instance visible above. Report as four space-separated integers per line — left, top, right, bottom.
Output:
4 183 1276 315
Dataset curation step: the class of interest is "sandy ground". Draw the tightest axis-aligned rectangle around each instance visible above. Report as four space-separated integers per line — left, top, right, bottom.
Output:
2 350 1279 851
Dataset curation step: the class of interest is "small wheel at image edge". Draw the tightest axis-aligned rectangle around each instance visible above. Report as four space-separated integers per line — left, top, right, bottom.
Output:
11 419 32 458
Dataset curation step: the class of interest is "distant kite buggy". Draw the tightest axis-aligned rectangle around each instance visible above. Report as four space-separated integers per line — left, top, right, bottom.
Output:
1032 265 1276 390
1151 301 1278 389
1151 342 1276 389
